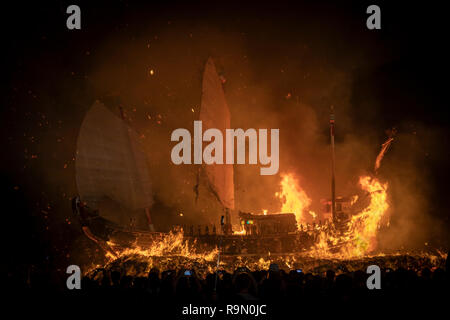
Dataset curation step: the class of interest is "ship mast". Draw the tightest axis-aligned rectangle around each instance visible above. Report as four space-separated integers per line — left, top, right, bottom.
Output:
330 106 336 222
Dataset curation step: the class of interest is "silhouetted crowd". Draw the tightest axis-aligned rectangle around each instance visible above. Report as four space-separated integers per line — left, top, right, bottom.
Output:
4 257 449 317
77 263 449 307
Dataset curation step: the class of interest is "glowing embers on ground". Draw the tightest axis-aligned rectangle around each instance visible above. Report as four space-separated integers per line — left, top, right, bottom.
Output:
88 250 447 279
275 173 316 224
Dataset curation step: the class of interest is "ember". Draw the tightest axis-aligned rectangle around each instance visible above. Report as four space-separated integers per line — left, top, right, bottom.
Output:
5 2 448 310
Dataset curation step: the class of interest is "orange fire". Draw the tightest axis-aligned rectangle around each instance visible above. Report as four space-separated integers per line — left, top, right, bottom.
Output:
105 230 218 262
92 174 389 276
233 228 247 235
346 175 389 255
275 171 389 258
311 175 389 258
275 173 315 224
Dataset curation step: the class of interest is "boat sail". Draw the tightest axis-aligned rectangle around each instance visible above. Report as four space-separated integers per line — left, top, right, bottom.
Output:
75 101 154 230
196 58 235 231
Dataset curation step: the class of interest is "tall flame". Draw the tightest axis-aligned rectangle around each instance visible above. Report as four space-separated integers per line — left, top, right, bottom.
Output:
346 175 389 255
311 175 389 258
276 173 315 224
274 172 389 258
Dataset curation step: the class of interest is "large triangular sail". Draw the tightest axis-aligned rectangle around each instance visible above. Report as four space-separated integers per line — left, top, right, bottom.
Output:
75 101 153 224
198 58 235 212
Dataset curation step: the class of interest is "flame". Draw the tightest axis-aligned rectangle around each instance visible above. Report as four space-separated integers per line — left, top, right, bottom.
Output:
309 210 317 219
88 171 391 275
94 173 389 271
350 195 359 205
276 173 314 224
233 228 247 235
346 176 389 255
311 175 389 258
105 230 218 264
374 137 394 173
273 171 389 259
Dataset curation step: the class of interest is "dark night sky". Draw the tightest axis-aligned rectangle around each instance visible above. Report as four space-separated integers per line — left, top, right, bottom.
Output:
1 1 449 277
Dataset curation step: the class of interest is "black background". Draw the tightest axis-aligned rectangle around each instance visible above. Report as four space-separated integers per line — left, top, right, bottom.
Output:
1 1 449 288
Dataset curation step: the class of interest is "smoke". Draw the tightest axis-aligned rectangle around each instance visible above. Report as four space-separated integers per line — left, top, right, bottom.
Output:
82 20 440 247
5 5 446 261
376 126 448 250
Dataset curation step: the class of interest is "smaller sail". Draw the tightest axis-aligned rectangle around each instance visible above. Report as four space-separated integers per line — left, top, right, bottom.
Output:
76 101 153 212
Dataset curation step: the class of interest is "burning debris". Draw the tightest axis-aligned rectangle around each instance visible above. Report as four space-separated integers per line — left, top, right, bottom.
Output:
73 58 435 277
374 128 397 174
91 169 391 275
310 175 389 259
87 229 447 277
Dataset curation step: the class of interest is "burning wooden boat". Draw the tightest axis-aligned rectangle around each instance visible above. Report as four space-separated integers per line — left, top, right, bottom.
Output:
73 99 162 255
73 57 389 258
72 58 316 255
